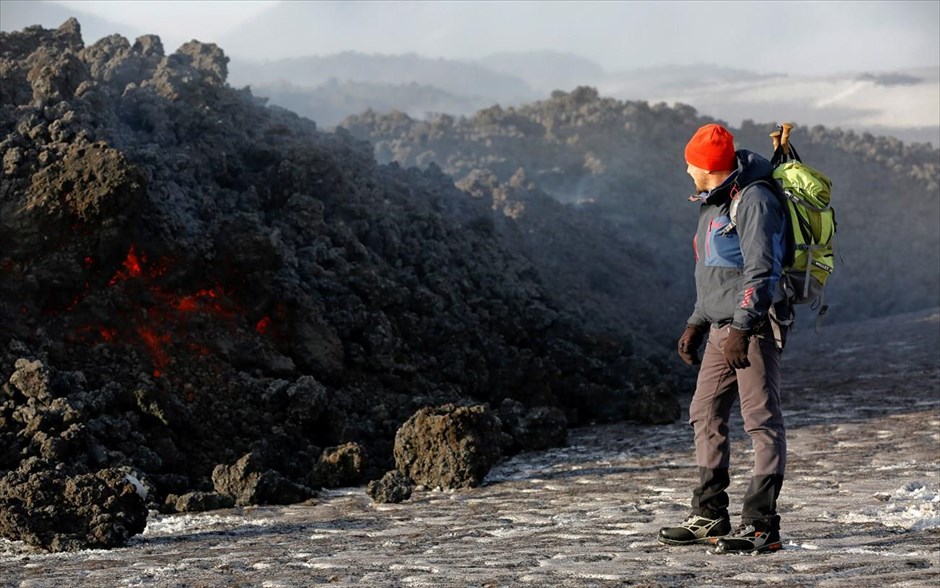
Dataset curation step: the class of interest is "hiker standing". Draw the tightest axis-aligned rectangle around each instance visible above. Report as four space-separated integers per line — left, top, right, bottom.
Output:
659 123 790 554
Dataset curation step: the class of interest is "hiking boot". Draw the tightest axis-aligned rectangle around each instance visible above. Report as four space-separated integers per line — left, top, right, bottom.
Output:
658 514 731 545
714 523 782 554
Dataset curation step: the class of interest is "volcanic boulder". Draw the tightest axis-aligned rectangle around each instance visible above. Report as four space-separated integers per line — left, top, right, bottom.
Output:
394 403 505 489
211 452 310 507
308 442 367 488
164 491 235 513
0 458 148 552
367 470 415 504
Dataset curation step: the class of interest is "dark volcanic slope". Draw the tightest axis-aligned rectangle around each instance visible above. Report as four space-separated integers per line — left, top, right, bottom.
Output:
0 20 681 549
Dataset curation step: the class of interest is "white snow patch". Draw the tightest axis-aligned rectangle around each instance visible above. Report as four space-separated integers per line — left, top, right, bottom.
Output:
124 474 148 500
289 551 313 558
574 573 624 581
731 572 792 583
843 547 930 557
304 562 345 569
389 563 438 573
597 528 643 536
317 487 363 498
140 513 279 537
874 460 922 472
841 481 940 531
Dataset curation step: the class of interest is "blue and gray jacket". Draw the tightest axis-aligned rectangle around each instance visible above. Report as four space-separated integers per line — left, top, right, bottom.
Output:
687 149 789 333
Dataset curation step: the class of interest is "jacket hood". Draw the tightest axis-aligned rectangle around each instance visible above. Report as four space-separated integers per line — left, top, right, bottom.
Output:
733 149 775 186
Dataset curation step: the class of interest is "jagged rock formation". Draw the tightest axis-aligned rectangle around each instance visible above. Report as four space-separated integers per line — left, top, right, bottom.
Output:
393 403 505 490
0 458 148 551
0 20 680 550
342 87 940 329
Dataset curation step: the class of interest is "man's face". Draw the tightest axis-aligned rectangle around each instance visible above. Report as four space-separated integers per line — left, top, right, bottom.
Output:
687 163 711 193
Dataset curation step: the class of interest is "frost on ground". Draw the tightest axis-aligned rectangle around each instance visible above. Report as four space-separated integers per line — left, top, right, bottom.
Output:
1 309 938 587
838 481 940 532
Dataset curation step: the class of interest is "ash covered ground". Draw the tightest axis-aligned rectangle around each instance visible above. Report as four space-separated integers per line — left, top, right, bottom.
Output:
2 309 937 587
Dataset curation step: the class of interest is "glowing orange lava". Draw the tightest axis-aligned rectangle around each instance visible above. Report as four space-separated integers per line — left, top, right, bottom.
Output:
255 316 271 334
123 245 143 277
75 243 271 381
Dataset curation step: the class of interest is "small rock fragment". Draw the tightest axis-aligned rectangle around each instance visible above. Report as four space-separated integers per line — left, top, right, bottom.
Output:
367 470 414 504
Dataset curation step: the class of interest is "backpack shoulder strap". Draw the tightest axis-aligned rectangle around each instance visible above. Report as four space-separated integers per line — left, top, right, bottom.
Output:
721 179 777 235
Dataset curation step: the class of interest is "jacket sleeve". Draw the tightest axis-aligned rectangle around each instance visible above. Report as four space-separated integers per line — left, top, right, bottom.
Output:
687 297 708 328
686 225 709 328
731 185 787 332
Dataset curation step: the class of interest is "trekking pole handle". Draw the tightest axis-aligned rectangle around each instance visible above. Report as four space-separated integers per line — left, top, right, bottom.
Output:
770 130 781 151
780 123 793 156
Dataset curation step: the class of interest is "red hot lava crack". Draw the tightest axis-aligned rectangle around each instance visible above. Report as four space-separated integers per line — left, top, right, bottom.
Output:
76 245 273 380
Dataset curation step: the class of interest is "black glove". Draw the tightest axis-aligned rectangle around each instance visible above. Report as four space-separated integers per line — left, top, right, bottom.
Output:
723 327 751 369
677 324 708 365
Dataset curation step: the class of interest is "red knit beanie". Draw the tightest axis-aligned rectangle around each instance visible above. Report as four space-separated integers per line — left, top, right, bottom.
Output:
685 124 736 171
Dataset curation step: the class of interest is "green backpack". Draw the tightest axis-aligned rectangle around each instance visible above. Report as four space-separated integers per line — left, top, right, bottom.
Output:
769 139 836 314
727 129 836 325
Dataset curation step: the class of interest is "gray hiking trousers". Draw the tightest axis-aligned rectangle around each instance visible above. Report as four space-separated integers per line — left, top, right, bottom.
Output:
688 324 787 527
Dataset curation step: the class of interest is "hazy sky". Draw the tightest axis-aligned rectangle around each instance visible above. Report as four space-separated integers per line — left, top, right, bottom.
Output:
54 0 273 43
2 0 937 75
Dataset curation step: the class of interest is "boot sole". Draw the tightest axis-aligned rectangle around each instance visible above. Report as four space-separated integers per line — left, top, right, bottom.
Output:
658 536 720 546
714 540 782 554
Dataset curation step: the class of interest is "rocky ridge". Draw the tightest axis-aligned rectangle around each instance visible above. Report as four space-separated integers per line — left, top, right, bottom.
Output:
342 87 940 330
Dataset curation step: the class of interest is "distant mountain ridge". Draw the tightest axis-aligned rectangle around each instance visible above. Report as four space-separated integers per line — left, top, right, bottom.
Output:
248 79 495 128
228 51 538 103
473 50 607 93
227 50 939 147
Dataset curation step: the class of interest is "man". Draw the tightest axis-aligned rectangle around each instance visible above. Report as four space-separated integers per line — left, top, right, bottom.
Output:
658 123 790 554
